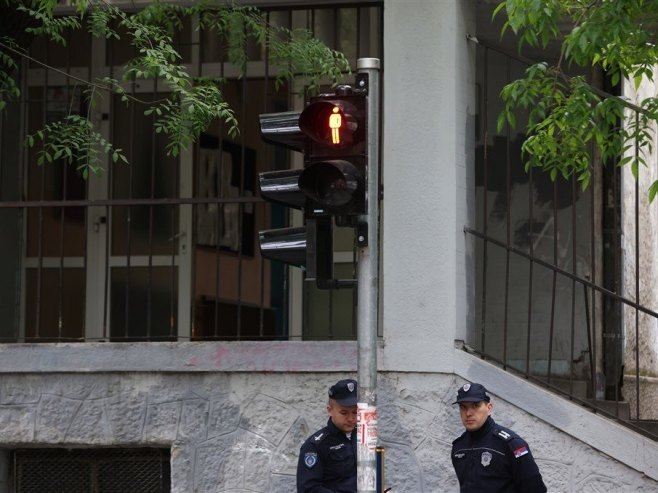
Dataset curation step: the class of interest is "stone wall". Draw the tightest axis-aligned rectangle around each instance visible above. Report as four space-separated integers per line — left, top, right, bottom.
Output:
0 371 656 492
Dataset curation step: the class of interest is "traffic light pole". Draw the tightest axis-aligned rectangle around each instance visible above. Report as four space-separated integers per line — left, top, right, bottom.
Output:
355 57 381 493
259 57 381 491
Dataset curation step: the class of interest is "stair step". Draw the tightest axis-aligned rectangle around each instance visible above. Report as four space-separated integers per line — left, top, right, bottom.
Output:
586 399 630 421
546 378 589 399
633 421 658 438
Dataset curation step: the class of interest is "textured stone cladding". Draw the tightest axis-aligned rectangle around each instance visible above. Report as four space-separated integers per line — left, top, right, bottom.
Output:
0 372 656 492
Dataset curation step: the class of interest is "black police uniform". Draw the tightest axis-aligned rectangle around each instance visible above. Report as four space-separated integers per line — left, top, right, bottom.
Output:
296 417 357 493
451 415 547 492
297 379 358 493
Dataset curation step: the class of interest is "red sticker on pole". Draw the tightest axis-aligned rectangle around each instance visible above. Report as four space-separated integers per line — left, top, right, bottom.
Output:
356 403 378 452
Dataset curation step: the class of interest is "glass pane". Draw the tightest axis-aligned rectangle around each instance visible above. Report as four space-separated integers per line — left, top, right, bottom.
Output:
339 9 358 63
334 225 355 252
112 204 178 257
26 86 87 257
110 266 178 340
303 263 356 340
111 93 179 256
359 7 382 59
30 26 91 68
0 210 21 341
313 9 336 49
25 268 85 341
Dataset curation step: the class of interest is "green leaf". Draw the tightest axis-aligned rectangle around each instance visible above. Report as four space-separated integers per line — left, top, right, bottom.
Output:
649 181 658 203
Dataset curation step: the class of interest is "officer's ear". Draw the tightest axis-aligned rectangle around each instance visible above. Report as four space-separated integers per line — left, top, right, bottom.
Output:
486 401 493 415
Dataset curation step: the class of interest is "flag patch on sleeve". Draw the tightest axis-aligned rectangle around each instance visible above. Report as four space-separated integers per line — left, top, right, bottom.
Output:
513 446 529 458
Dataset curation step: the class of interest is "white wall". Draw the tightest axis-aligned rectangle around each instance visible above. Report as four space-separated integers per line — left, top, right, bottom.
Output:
381 0 476 372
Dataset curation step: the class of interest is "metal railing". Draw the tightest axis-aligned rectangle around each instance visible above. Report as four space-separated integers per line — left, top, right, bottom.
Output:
467 38 658 440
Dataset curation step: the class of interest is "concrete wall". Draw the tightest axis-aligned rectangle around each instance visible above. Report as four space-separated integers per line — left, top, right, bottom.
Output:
0 360 656 492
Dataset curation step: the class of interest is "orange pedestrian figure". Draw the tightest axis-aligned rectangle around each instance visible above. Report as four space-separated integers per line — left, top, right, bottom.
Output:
329 106 342 144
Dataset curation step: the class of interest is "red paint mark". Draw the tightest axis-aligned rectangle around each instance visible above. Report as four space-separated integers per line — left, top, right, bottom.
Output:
212 345 231 367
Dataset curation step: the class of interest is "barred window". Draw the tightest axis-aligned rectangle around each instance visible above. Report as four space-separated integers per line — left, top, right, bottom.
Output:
0 2 383 342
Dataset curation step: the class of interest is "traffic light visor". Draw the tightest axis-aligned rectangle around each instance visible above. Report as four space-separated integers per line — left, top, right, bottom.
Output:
259 227 306 267
258 169 305 209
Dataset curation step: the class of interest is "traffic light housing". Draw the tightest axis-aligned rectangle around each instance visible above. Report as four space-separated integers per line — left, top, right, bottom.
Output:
299 85 366 220
258 79 368 288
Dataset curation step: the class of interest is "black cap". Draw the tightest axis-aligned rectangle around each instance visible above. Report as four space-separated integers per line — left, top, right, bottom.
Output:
452 383 490 404
328 379 358 406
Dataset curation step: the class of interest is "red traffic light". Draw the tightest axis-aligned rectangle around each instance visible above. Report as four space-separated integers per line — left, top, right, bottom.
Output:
297 90 367 216
299 99 362 150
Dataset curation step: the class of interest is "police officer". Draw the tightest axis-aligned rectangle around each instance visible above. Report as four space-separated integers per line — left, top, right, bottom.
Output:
451 382 547 492
297 379 358 493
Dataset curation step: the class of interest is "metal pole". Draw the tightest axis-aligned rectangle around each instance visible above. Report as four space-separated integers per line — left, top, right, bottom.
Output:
356 57 381 493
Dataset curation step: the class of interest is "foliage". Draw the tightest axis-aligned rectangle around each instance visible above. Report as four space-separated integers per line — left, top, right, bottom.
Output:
494 0 658 201
0 0 350 176
0 37 20 113
26 114 128 179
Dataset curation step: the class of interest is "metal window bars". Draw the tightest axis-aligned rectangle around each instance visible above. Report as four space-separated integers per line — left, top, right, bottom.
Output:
0 3 383 343
466 38 658 440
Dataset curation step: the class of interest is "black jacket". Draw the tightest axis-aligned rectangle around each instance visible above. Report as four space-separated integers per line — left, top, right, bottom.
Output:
451 416 547 492
296 418 357 493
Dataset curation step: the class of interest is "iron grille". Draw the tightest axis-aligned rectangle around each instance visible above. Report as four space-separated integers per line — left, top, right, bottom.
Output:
13 448 171 493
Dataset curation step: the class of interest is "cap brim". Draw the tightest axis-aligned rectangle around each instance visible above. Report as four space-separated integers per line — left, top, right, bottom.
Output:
452 397 488 405
335 396 358 406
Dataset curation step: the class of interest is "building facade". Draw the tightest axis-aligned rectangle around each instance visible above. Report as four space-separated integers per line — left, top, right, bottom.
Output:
0 0 657 491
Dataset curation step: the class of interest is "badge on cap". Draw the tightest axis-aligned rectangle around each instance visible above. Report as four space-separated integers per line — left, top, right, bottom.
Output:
463 384 471 392
347 382 355 393
304 452 318 468
481 451 492 467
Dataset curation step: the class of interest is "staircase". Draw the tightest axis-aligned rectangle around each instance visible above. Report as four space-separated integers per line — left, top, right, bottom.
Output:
536 377 658 440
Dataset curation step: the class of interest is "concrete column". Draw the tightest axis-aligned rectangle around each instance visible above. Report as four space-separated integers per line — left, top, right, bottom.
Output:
621 78 658 419
382 0 476 372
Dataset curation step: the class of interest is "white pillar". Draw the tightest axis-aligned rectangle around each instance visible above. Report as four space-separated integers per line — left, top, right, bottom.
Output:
382 0 476 372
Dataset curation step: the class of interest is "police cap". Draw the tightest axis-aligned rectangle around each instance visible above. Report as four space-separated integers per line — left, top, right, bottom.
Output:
328 379 358 406
453 382 490 404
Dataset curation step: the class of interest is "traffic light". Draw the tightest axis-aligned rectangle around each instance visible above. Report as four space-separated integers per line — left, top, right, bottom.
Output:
258 79 367 287
299 84 367 220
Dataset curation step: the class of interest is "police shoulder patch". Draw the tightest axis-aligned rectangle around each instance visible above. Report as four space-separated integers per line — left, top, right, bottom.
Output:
304 452 318 468
513 445 529 458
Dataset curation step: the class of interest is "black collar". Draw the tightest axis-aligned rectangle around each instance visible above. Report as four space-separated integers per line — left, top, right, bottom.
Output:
467 416 495 440
326 417 356 437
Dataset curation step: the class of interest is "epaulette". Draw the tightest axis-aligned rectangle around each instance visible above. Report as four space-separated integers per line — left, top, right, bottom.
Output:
493 427 514 442
494 427 531 458
312 429 329 444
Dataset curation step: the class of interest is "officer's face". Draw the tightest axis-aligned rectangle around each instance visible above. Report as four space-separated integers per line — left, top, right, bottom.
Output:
327 400 358 433
459 400 493 432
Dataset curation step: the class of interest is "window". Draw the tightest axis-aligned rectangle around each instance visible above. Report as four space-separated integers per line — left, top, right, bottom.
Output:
0 3 383 342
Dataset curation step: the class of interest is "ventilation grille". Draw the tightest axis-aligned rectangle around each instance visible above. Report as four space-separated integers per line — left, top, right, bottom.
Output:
13 448 170 493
